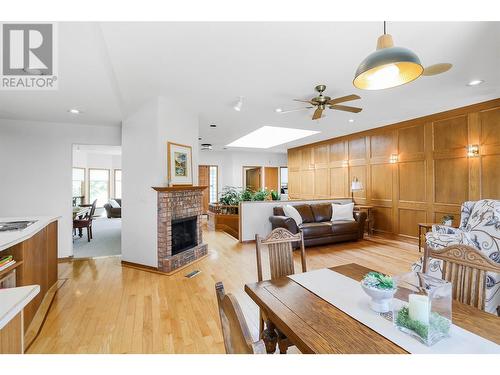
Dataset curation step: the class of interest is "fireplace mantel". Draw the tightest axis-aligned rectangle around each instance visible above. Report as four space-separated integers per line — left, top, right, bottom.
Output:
152 185 207 192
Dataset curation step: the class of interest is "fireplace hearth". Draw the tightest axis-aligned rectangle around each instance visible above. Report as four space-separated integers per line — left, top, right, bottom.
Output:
154 186 208 273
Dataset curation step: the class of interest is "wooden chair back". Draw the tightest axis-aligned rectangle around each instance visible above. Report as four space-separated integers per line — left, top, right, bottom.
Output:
215 282 266 354
425 244 500 310
255 228 306 282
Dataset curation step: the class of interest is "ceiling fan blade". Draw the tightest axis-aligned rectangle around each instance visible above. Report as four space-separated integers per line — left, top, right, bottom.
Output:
294 99 316 105
422 63 453 76
329 104 362 113
327 94 361 105
312 108 323 120
279 107 314 114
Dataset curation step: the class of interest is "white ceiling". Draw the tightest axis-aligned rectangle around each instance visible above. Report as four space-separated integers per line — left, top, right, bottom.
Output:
1 22 499 152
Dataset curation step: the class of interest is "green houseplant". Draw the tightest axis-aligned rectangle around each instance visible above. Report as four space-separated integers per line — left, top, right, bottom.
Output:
252 189 270 201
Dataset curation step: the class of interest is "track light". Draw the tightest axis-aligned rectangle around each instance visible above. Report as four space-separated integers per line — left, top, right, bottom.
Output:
233 97 243 112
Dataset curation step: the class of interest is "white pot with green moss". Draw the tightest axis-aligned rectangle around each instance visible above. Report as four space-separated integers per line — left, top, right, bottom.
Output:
361 272 397 313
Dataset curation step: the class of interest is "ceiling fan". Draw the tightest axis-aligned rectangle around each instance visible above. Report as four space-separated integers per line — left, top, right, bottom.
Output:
291 85 362 120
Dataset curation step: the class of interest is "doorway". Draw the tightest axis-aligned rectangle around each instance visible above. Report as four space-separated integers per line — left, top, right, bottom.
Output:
72 144 122 258
198 165 218 214
264 167 279 192
243 166 262 192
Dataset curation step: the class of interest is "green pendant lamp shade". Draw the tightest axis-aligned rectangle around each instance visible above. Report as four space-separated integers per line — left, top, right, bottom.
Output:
354 26 424 90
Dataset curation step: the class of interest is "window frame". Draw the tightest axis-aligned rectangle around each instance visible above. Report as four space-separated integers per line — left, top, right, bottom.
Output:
114 169 122 199
72 167 86 200
88 168 111 207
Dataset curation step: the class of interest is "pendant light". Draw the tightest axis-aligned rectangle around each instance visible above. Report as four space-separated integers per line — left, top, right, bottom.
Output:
353 22 423 90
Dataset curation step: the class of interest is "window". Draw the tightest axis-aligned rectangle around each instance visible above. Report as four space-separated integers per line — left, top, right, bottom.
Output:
209 166 218 203
72 168 85 197
280 167 288 194
89 169 110 207
114 169 122 199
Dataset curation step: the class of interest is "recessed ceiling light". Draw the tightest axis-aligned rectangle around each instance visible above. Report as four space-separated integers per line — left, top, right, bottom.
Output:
68 109 81 114
349 119 354 123
233 97 243 112
275 108 283 113
467 79 484 86
226 126 320 149
210 124 216 128
198 137 202 140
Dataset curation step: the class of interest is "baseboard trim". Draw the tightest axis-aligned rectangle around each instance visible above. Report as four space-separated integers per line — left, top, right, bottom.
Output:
121 254 210 276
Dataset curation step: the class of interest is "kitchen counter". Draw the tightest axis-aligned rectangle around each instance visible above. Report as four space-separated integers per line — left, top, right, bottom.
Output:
0 285 40 353
0 217 58 344
0 285 40 330
0 216 59 252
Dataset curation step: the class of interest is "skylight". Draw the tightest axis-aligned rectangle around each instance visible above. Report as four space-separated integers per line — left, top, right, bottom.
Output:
226 126 320 149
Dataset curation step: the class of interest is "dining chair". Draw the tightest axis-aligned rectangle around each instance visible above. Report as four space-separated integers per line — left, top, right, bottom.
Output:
425 244 500 314
73 199 97 242
255 227 307 353
215 281 266 354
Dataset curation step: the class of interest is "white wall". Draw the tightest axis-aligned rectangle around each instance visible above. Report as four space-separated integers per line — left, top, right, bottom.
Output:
199 150 287 195
121 97 199 268
0 119 121 258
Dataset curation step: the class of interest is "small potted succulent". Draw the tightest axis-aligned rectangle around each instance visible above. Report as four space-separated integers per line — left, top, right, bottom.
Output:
361 272 397 313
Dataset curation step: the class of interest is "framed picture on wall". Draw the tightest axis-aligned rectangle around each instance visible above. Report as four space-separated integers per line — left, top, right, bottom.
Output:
167 142 193 186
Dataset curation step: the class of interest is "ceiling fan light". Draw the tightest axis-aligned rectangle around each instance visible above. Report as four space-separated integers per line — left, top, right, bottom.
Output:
353 47 423 90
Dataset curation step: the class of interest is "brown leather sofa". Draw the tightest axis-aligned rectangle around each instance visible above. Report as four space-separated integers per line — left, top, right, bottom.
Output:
269 203 367 247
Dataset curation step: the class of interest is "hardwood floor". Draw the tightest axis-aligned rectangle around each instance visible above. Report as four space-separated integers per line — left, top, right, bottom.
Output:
27 229 420 354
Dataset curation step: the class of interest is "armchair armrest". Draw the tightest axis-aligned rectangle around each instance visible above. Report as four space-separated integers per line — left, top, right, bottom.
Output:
269 216 299 234
431 224 463 235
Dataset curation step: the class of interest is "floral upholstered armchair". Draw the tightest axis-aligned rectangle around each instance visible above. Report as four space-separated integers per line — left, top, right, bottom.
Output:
412 199 500 315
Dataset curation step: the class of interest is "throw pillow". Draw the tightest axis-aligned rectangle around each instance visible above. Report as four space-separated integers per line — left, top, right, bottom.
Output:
109 199 121 208
283 205 303 226
331 203 355 222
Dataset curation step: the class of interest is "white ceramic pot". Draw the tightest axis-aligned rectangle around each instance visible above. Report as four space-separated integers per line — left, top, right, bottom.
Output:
361 284 396 313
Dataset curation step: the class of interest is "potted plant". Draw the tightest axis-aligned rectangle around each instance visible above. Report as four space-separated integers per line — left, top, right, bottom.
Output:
270 190 280 201
218 187 241 213
240 188 254 201
361 272 397 313
252 189 270 201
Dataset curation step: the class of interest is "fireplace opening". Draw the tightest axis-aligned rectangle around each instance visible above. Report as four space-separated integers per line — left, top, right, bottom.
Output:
171 216 198 255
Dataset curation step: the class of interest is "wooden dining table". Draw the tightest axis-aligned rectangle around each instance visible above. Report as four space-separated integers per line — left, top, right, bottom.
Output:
244 263 500 354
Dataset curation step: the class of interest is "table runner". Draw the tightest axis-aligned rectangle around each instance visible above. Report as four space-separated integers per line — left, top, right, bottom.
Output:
288 268 500 354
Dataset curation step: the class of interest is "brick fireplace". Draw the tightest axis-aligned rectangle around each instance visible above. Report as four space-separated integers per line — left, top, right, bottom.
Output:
153 186 208 273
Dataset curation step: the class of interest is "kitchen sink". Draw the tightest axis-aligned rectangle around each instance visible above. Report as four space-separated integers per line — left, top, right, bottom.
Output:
0 220 38 232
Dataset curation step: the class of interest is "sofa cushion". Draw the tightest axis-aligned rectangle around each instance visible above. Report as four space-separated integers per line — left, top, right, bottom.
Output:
311 203 332 222
299 222 332 238
282 205 303 226
331 203 355 222
331 220 359 235
109 199 121 208
294 204 315 223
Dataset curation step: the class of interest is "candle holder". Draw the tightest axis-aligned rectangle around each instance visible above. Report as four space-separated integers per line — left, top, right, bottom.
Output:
392 271 452 346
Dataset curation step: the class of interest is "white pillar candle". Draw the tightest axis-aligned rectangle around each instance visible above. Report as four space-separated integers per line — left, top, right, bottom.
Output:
408 294 430 325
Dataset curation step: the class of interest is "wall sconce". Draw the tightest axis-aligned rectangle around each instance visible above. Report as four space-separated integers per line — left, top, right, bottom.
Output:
389 153 399 164
466 144 479 157
342 159 349 167
351 177 364 202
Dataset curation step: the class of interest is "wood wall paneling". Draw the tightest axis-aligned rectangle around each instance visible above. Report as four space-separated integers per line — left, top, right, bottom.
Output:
300 170 315 199
314 168 330 198
398 209 427 237
330 168 348 198
287 100 500 240
399 161 426 202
